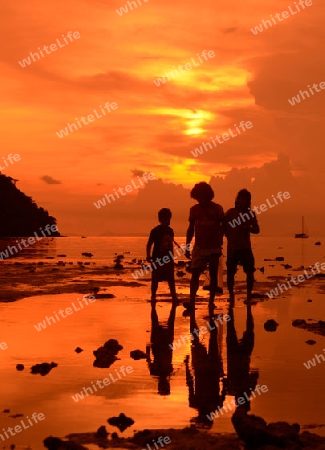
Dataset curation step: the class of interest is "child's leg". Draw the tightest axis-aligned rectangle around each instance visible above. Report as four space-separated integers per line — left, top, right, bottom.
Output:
226 250 237 296
190 269 201 305
168 278 178 301
151 273 158 301
243 249 256 300
208 254 219 303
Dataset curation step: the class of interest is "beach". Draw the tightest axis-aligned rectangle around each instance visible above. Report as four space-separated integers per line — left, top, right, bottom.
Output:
1 236 325 449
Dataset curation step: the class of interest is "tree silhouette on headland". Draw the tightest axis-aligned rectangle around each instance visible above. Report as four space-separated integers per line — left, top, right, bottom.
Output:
0 173 60 237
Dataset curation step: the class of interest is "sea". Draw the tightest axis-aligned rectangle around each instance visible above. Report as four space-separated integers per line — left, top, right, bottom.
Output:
0 236 325 449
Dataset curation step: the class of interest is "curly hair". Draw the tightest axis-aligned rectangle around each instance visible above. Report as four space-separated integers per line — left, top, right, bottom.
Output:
190 182 214 201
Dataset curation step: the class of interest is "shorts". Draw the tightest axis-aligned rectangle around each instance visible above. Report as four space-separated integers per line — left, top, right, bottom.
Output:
227 248 255 275
191 245 222 271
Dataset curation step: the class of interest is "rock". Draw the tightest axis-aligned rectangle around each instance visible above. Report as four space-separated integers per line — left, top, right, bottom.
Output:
107 413 134 432
16 364 24 371
292 319 306 327
307 299 313 302
130 350 147 360
232 409 300 448
292 319 325 337
93 339 123 368
275 256 284 261
82 252 93 258
3 409 10 413
74 347 83 353
31 362 58 376
176 261 186 267
315 241 321 245
176 270 186 277
264 319 279 332
94 426 108 439
283 264 292 269
57 254 67 257
306 340 316 345
44 436 88 450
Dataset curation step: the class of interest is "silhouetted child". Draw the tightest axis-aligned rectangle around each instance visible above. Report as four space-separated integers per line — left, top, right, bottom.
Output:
224 189 260 300
185 182 224 309
146 208 177 302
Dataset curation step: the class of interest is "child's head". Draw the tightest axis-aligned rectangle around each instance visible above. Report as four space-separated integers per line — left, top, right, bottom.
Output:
158 208 172 226
235 189 251 210
190 182 214 207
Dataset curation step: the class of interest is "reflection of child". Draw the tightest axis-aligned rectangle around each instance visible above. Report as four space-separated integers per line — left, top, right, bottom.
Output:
224 189 260 300
146 208 177 302
185 182 224 308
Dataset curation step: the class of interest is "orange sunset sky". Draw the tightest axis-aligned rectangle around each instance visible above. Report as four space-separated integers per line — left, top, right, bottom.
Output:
1 0 325 236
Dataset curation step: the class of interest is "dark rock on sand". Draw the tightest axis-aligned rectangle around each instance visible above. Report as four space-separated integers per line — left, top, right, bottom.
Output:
31 362 58 376
44 436 88 450
293 319 325 337
94 426 108 439
93 339 123 368
264 319 279 332
130 350 147 360
307 299 313 302
176 270 186 277
232 409 300 448
16 364 24 371
74 347 83 353
107 413 134 432
275 256 285 261
306 340 316 345
82 253 93 258
3 409 10 413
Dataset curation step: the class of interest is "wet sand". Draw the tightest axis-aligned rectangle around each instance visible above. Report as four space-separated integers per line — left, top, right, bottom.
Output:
1 252 325 449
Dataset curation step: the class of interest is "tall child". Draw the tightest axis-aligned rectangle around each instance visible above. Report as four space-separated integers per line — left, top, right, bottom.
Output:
224 189 260 301
146 208 177 302
185 182 224 309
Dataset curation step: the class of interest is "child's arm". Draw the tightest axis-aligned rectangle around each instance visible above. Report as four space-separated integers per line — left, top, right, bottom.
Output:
186 220 195 258
146 237 154 262
249 213 260 234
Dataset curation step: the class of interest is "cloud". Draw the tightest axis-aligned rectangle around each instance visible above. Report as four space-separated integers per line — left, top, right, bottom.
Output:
40 175 62 185
131 169 145 177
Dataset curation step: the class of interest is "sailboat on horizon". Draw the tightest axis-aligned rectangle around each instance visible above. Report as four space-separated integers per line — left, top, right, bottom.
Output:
295 216 309 239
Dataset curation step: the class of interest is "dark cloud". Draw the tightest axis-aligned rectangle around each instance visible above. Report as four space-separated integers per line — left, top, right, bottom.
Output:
40 175 62 185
